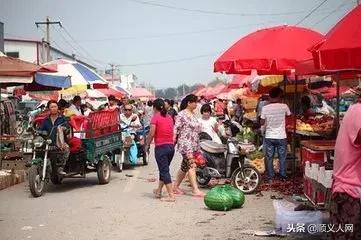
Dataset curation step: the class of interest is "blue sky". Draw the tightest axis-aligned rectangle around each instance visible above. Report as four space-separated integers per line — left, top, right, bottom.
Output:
0 0 357 88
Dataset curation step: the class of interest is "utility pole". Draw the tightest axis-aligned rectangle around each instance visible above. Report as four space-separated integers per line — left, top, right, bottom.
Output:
35 17 62 62
108 63 120 84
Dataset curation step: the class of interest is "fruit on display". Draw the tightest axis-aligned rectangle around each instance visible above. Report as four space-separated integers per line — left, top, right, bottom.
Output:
204 186 234 211
247 150 264 160
246 150 280 174
296 119 314 132
296 114 334 133
223 185 245 208
244 111 257 120
236 127 255 143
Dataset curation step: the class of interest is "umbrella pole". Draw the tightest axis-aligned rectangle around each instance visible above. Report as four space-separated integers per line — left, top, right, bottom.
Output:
336 77 340 132
0 85 2 170
292 75 298 180
283 74 287 103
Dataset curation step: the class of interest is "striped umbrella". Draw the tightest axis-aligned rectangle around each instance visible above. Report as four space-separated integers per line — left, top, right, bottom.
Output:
37 59 108 94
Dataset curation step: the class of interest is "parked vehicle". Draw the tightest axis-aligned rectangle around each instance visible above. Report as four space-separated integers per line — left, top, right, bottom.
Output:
117 124 149 170
196 120 261 194
25 125 121 197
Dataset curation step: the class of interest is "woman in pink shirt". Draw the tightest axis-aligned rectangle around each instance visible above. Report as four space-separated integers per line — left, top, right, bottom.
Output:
331 100 361 240
145 99 175 202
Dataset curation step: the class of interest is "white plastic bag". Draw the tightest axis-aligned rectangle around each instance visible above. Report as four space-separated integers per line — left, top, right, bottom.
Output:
273 200 322 233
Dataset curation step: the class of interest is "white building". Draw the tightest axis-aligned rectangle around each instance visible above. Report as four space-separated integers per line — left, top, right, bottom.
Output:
103 73 137 91
4 38 96 70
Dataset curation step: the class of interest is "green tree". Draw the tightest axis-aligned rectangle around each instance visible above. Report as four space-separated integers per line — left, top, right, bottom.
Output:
177 84 191 96
164 88 178 99
155 89 165 98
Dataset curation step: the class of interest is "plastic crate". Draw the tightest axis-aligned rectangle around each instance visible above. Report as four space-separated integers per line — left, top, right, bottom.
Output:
301 147 325 168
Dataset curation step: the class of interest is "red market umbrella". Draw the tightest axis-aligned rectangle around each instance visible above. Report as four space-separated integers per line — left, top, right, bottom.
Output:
227 75 249 89
295 59 360 79
131 88 154 99
309 86 350 100
310 5 361 71
194 87 207 97
214 25 323 75
97 88 124 99
29 91 59 101
204 84 227 100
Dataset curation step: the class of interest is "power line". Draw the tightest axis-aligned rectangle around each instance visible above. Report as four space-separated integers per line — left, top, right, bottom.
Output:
311 0 351 27
51 26 102 68
61 26 97 62
72 20 283 43
296 0 329 25
52 25 80 54
116 52 221 67
128 0 331 17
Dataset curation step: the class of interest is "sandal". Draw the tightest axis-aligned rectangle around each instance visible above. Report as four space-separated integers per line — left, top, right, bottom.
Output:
174 188 185 195
192 192 205 198
153 189 161 199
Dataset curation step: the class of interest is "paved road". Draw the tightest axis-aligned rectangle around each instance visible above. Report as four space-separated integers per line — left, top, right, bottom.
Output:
0 150 321 240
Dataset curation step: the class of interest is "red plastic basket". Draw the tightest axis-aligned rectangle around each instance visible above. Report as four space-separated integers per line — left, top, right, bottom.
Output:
301 147 325 169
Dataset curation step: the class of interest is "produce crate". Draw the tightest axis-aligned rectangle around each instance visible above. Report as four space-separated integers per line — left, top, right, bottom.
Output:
246 158 280 174
301 147 325 168
304 177 329 206
1 159 26 170
281 84 306 93
242 97 258 110
0 170 26 190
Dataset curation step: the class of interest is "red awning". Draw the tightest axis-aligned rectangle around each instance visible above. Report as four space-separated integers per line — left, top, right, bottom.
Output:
0 55 54 77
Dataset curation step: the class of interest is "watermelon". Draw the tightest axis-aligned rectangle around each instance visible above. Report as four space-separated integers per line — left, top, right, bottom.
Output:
204 186 233 211
224 185 245 208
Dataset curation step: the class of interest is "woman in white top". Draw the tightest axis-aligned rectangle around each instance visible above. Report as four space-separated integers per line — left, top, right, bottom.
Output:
198 104 222 144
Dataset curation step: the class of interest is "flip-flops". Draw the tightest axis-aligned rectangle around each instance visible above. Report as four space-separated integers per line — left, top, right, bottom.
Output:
192 192 205 198
173 188 185 195
153 189 161 199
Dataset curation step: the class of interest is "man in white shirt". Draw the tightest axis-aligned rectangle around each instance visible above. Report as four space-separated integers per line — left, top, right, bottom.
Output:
260 87 291 182
68 96 83 116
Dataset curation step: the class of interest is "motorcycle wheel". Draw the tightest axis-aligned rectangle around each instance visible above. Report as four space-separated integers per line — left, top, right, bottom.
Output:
97 155 111 184
50 173 63 185
16 125 23 135
231 165 261 194
196 169 211 187
29 165 45 197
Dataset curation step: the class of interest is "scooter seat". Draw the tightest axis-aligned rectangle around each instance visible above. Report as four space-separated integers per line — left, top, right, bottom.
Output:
200 140 227 154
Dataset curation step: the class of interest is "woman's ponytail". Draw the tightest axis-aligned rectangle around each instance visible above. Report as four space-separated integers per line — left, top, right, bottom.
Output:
160 107 167 117
153 98 167 117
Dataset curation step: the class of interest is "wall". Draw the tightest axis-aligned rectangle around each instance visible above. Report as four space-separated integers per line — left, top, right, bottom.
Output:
4 41 38 63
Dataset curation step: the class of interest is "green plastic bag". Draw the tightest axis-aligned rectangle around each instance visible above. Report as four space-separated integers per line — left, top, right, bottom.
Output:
223 185 245 208
204 186 233 211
